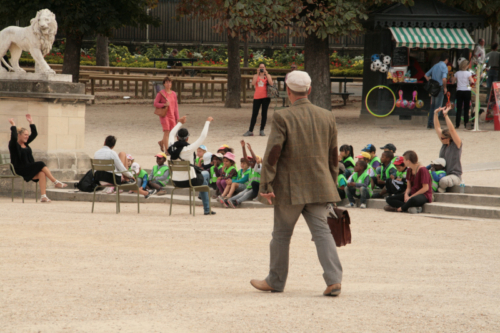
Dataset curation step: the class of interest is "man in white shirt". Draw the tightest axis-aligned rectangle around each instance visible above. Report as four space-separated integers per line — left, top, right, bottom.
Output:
93 135 133 186
474 39 486 64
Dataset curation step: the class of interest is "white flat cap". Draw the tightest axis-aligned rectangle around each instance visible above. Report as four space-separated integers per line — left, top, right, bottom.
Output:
286 70 311 92
431 158 446 167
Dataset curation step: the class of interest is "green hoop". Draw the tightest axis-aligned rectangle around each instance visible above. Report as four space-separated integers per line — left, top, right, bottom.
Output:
365 85 396 118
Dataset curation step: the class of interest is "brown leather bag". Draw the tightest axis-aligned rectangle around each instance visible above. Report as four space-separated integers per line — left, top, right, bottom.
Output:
154 91 168 117
327 207 351 247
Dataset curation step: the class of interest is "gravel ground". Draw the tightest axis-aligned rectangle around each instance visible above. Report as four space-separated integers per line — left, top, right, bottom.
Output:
1 199 499 332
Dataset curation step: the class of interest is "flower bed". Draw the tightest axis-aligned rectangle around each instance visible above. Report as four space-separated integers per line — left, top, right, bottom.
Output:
16 43 363 76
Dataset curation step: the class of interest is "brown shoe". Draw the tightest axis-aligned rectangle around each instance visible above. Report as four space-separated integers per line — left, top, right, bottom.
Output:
250 279 279 292
384 205 398 212
323 283 341 296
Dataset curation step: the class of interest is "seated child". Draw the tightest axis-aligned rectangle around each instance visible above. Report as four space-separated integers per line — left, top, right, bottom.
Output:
227 142 262 208
337 162 347 199
362 144 381 172
147 152 170 196
129 162 154 198
429 158 447 192
219 158 251 206
216 152 238 197
356 152 376 190
217 145 234 155
202 152 213 171
374 151 397 190
345 160 372 209
339 144 355 178
208 153 223 191
195 145 209 168
380 143 398 164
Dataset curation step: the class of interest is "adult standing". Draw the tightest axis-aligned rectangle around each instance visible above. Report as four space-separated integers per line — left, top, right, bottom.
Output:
168 116 216 215
243 63 273 137
424 52 449 129
154 76 179 152
433 105 463 192
250 71 343 296
452 60 474 129
384 150 432 214
473 39 486 64
8 115 68 203
486 43 500 104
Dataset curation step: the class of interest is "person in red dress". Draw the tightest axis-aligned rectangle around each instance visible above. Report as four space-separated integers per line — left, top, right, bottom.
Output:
385 150 432 214
154 76 179 152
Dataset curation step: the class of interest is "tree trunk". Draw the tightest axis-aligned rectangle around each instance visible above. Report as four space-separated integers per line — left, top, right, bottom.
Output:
304 33 331 110
243 32 249 68
96 35 109 67
225 31 241 108
62 33 83 83
491 21 499 46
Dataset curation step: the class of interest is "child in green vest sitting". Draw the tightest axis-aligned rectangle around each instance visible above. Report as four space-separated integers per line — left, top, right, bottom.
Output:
147 152 170 195
374 151 397 189
227 141 262 208
216 152 238 197
195 145 208 168
345 160 372 209
129 162 154 198
339 144 355 178
429 158 447 192
208 153 223 191
219 157 251 207
337 162 347 199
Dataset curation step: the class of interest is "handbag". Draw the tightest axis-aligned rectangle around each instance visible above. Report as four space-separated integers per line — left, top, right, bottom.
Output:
154 91 169 117
424 79 441 97
327 207 351 247
267 84 279 99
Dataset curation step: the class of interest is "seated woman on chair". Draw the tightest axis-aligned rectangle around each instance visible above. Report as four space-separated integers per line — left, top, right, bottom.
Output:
8 115 68 203
168 116 216 215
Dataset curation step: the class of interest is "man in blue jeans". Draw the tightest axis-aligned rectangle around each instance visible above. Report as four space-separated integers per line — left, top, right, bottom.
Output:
425 52 449 129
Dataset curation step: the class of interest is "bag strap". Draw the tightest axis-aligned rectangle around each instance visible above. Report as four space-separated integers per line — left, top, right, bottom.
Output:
160 90 168 101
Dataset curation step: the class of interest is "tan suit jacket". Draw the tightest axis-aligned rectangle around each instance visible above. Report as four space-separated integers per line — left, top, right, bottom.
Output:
259 98 340 206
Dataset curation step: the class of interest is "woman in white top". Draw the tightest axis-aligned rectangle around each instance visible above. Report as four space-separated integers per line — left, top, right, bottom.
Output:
452 60 475 129
168 116 216 215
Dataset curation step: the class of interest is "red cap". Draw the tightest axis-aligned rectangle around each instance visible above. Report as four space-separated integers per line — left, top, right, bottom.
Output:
393 156 405 166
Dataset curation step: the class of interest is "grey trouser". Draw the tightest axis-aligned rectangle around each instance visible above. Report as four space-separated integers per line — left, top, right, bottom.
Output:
228 188 254 204
439 174 461 189
266 203 343 291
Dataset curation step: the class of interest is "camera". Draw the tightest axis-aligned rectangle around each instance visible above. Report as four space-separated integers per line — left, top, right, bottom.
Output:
260 69 264 73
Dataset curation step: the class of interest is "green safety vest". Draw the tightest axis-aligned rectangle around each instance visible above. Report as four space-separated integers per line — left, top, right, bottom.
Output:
129 167 148 180
391 156 399 165
235 168 252 185
352 170 373 197
223 165 236 177
380 163 397 181
209 165 218 184
396 169 407 179
246 166 261 189
368 156 381 172
429 170 446 192
152 164 169 186
337 174 347 198
342 156 355 172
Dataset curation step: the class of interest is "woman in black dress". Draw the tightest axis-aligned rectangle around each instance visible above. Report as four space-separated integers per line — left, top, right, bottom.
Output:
8 115 67 202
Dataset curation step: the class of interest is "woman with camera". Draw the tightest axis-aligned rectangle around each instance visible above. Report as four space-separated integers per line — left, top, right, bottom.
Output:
243 63 273 137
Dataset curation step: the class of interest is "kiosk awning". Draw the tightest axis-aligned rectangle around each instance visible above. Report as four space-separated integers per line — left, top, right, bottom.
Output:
389 27 475 49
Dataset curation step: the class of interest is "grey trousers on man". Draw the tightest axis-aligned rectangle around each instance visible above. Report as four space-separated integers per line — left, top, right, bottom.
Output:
265 203 343 292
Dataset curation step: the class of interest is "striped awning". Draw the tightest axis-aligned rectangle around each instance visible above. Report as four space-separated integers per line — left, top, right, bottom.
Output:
389 27 475 49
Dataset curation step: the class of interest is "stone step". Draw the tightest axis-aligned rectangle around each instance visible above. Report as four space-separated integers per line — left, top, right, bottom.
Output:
46 188 268 210
448 185 500 196
423 202 500 220
434 193 500 207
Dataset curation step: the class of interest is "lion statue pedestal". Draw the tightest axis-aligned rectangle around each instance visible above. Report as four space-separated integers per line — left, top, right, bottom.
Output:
0 9 95 198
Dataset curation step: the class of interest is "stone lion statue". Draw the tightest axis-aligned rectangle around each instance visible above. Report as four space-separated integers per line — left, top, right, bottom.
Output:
0 9 57 74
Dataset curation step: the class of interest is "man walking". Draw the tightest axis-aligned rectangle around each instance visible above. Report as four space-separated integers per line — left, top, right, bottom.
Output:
425 52 449 129
250 71 343 296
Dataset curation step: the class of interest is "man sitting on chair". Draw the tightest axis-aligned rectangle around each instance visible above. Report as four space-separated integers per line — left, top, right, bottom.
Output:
93 135 133 192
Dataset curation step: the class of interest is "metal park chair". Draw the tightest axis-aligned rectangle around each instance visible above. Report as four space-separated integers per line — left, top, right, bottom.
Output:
0 153 38 203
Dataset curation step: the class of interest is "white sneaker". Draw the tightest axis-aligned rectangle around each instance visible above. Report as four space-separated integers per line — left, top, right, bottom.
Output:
345 203 354 208
408 207 423 214
437 188 446 193
360 203 366 209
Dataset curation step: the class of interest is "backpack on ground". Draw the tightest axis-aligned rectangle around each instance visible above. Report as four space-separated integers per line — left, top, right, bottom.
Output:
75 169 96 192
